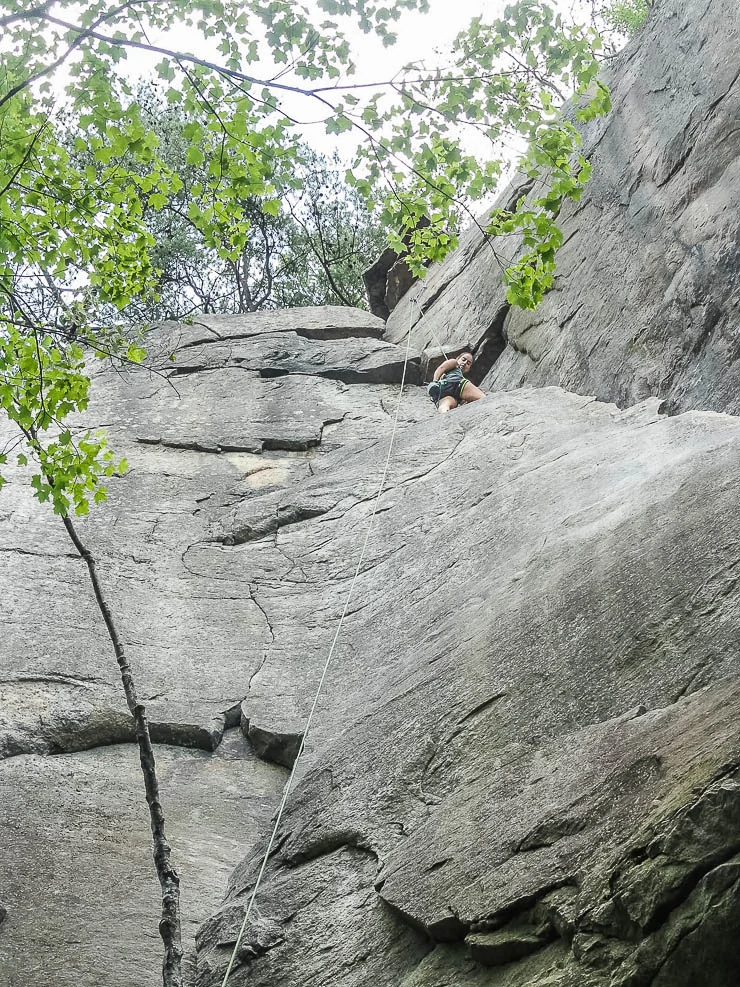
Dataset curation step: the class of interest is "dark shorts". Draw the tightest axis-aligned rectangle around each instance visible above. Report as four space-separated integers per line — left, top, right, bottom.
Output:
427 374 468 406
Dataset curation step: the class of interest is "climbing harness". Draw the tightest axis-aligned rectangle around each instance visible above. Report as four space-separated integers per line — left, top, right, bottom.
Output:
428 367 469 408
220 291 422 987
411 289 473 408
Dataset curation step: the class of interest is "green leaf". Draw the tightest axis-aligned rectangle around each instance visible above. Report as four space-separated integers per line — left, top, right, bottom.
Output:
126 344 147 364
155 59 176 82
186 145 206 167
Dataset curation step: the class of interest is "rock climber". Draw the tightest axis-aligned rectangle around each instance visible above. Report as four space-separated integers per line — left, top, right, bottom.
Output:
427 351 485 413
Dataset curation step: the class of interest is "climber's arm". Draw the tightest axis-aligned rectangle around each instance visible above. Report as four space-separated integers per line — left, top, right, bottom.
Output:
433 358 458 381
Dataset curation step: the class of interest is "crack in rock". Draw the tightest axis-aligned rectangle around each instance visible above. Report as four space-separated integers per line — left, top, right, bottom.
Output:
220 502 334 546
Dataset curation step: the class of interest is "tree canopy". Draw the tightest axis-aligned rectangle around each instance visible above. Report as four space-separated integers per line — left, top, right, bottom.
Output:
599 0 650 37
62 85 388 320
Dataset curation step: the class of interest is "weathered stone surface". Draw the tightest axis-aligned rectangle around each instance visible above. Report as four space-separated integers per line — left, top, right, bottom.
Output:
3 3 740 982
3 301 740 985
191 385 740 987
194 846 431 987
363 246 398 320
362 222 426 319
0 732 284 987
384 184 523 371
387 0 740 416
0 308 428 985
385 255 417 312
466 926 548 967
159 306 386 345
165 322 419 385
399 941 571 987
0 310 419 763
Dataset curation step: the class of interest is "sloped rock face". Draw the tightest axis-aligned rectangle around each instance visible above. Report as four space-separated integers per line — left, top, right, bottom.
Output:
1 288 739 987
192 382 740 987
2 2 740 985
387 0 740 417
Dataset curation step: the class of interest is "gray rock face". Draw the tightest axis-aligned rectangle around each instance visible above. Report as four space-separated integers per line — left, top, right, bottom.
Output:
387 0 740 416
2 289 740 987
0 308 425 985
2 2 740 985
0 734 284 987
191 384 740 987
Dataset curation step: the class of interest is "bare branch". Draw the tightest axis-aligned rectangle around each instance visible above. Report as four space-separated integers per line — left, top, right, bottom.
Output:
58 511 183 987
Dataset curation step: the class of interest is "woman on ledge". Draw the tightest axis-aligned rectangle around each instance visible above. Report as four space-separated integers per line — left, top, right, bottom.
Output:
427 351 485 413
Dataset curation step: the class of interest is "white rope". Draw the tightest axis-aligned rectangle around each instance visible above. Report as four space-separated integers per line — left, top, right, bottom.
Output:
411 285 449 363
220 304 418 987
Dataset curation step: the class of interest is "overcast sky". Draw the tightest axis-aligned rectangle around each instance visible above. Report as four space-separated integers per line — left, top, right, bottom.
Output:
132 0 599 159
256 0 592 158
266 0 594 85
269 0 593 159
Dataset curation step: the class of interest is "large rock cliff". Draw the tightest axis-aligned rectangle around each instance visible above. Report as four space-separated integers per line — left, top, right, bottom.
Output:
1 1 739 986
387 0 740 417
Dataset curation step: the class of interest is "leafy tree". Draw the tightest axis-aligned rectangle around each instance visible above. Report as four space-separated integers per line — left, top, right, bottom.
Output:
599 0 651 37
63 85 387 317
133 140 386 315
277 148 389 308
57 83 384 319
0 2 612 983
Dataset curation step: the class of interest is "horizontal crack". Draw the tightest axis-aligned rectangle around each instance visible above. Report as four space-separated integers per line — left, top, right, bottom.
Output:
174 324 384 353
0 546 79 560
220 503 334 546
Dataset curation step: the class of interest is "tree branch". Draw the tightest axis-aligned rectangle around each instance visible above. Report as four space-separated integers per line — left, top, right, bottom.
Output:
59 512 183 987
0 122 49 200
289 200 356 307
0 3 53 28
0 1 159 111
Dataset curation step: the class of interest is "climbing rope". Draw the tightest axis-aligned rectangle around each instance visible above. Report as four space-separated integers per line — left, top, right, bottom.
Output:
411 284 449 362
219 296 419 987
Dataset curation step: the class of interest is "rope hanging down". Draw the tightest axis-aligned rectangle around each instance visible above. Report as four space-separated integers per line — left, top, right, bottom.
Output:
411 286 448 361
220 296 420 987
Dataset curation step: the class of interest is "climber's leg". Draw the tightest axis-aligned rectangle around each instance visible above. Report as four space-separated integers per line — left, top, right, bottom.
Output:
460 381 485 403
438 396 458 413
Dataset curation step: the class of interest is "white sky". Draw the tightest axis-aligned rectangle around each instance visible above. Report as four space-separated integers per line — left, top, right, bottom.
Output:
277 0 592 164
266 0 493 152
336 0 491 78
143 0 596 151
273 0 594 85
37 0 602 176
